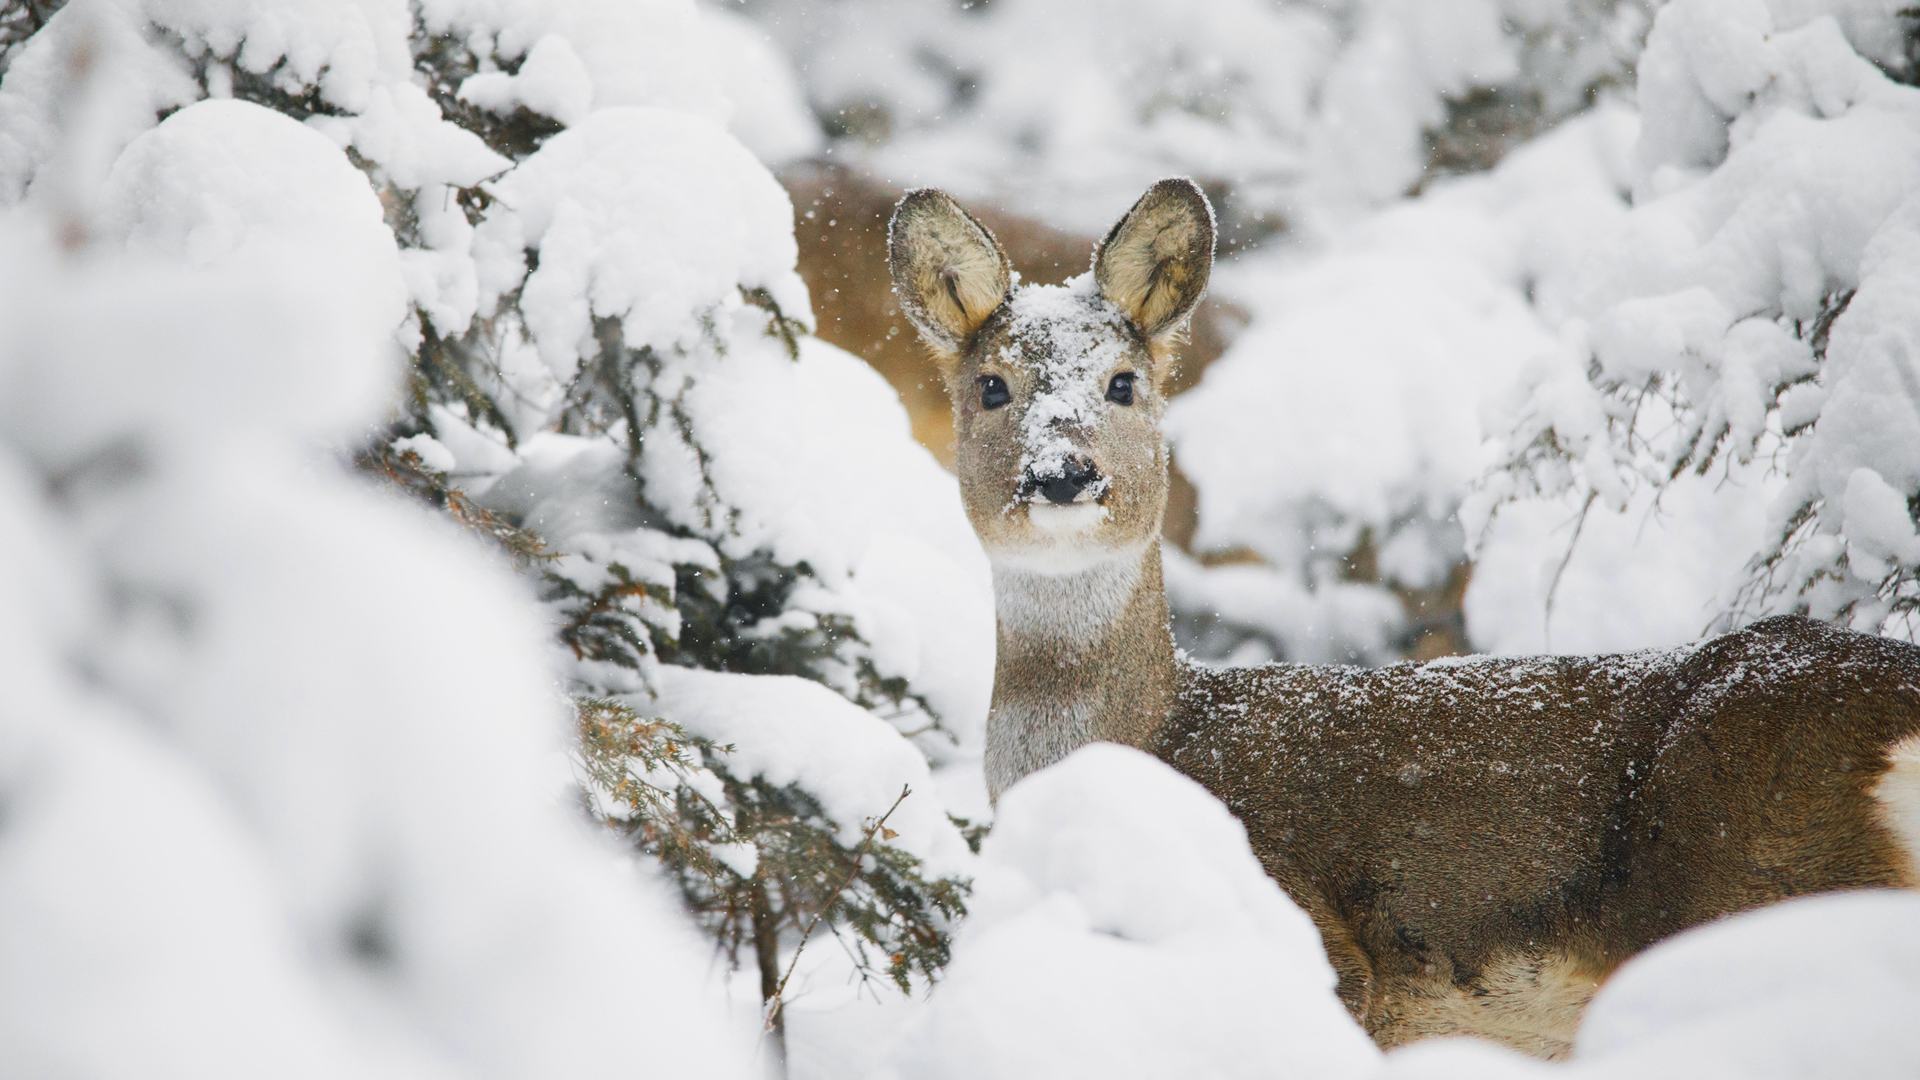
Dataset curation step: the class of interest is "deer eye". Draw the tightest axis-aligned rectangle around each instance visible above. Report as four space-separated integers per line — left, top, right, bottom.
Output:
978 374 1011 410
1106 372 1136 406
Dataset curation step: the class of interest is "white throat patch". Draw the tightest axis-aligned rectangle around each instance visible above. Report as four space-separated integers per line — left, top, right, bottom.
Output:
985 695 1096 802
991 542 1148 651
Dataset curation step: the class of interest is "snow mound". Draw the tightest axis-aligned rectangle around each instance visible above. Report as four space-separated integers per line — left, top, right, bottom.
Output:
1579 890 1920 1067
886 743 1380 1080
420 0 729 123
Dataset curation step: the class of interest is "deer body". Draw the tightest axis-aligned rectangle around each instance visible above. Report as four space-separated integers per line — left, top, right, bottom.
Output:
890 180 1920 1059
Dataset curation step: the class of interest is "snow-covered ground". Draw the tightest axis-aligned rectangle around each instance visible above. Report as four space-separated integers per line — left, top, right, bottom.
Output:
3 0 1920 1077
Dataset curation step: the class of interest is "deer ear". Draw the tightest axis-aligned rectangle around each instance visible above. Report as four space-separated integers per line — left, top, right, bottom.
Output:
1094 178 1215 342
889 189 1013 360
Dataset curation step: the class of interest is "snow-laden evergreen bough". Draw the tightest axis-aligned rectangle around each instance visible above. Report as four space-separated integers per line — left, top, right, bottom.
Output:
0 16 761 1080
1474 0 1920 642
891 176 1920 1061
742 0 1653 239
0 0 993 1069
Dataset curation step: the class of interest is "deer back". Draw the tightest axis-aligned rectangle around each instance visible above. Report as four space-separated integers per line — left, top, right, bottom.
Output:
1160 615 1920 1054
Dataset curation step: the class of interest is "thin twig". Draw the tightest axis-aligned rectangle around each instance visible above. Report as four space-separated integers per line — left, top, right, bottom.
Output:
1544 489 1598 652
763 784 911 1031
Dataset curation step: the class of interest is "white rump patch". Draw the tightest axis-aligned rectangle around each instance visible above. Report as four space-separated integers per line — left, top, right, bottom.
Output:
1874 733 1920 883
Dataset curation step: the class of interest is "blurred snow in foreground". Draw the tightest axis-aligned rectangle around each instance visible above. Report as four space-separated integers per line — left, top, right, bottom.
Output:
0 57 757 1080
0 0 969 1075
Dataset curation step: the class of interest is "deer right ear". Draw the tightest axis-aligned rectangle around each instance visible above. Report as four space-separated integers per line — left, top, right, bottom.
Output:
1094 178 1215 342
889 189 1013 360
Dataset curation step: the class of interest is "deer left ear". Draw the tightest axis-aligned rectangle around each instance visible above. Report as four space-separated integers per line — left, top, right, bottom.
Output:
889 188 1013 363
1093 178 1215 344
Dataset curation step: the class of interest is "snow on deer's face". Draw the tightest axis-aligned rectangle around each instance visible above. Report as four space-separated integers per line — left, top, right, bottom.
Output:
952 276 1170 571
889 179 1213 574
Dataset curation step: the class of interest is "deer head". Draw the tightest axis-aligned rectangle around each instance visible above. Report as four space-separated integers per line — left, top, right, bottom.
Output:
888 179 1215 575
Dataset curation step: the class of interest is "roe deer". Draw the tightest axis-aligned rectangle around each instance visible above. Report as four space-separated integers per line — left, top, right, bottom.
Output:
889 178 1920 1060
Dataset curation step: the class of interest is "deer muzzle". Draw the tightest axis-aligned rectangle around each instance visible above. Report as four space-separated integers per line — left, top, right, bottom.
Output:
1024 453 1102 505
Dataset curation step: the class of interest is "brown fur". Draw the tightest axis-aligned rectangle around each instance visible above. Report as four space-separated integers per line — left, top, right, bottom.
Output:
891 179 1920 1059
1167 628 1920 1056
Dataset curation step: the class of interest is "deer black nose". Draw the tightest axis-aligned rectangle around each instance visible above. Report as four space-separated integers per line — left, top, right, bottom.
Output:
1034 454 1100 504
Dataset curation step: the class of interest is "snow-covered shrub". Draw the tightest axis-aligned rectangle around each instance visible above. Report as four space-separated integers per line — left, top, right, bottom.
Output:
1170 0 1920 658
1475 0 1920 645
439 90 987 1015
0 30 757 1080
1164 104 1641 663
0 1 60 75
0 0 993 1044
741 0 1649 236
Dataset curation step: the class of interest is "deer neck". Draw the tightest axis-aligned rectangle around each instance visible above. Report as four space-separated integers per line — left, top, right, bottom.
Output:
984 539 1179 802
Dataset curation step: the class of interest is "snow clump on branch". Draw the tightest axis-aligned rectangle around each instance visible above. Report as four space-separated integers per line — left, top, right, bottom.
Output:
0 53 755 1080
0 0 991 1070
1476 0 1920 643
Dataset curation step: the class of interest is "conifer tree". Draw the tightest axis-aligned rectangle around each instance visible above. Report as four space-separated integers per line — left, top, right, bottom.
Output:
379 30 973 1043
23 1 979 1051
1474 1 1920 641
